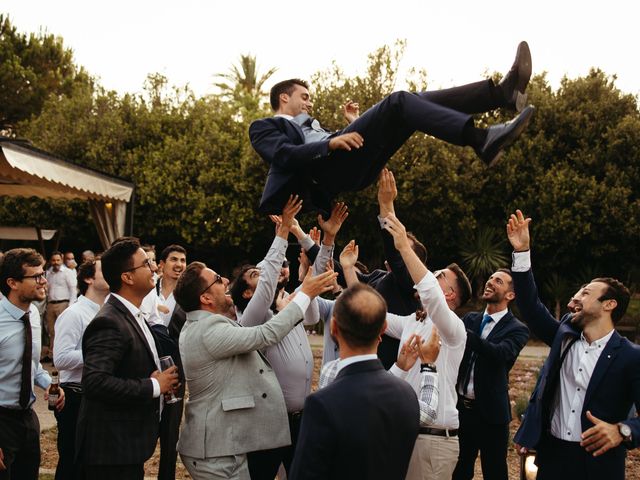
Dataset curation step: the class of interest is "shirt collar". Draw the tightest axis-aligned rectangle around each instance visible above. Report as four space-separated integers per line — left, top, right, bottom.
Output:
0 297 29 319
77 295 101 312
274 113 294 120
580 328 615 347
483 307 509 323
337 353 378 374
110 292 142 319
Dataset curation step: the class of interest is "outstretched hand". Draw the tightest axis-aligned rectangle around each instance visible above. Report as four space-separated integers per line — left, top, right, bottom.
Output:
397 333 422 371
382 214 410 252
343 100 360 124
339 240 359 269
506 209 531 252
419 328 440 364
318 202 349 239
281 195 303 229
378 168 397 216
300 268 339 299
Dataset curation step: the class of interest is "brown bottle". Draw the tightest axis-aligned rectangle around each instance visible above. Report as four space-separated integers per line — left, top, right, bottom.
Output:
48 371 60 411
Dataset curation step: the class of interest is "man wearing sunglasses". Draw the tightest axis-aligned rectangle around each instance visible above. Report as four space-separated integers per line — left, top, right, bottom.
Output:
75 238 179 480
0 248 65 480
174 259 337 480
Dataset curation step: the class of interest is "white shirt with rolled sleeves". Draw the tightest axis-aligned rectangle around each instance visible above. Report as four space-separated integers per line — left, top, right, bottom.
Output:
384 271 467 430
53 295 100 383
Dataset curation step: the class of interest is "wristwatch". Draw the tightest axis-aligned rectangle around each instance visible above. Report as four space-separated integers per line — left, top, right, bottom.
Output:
420 363 437 373
618 423 632 444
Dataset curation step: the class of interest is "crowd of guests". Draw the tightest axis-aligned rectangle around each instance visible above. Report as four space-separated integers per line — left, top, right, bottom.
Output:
0 168 638 480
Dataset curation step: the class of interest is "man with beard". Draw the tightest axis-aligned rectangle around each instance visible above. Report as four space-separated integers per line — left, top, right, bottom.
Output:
452 269 529 480
508 210 640 480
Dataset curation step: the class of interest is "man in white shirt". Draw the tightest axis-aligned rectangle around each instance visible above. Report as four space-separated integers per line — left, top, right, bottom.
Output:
53 258 109 480
44 251 77 357
381 214 472 480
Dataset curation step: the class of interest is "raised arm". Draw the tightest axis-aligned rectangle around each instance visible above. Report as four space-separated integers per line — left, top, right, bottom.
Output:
383 214 465 346
507 209 560 345
339 240 360 288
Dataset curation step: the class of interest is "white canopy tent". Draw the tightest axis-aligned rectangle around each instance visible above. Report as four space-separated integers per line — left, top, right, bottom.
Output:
0 138 135 250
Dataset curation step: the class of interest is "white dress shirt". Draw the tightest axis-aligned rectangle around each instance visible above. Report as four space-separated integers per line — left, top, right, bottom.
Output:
551 329 615 441
53 295 100 383
110 293 161 398
46 265 77 303
385 271 467 430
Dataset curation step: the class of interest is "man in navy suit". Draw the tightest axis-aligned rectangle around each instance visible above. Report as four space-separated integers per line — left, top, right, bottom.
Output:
453 268 529 479
289 283 419 480
250 42 535 216
507 210 640 480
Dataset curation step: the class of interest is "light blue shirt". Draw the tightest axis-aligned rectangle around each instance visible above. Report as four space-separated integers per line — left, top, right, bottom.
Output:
53 295 100 383
0 297 51 408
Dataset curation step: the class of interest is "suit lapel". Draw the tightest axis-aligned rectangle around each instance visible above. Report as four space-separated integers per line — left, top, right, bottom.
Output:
108 296 157 367
486 312 513 341
279 117 305 144
584 331 622 406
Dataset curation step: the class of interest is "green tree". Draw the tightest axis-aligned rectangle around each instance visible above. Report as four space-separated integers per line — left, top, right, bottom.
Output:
0 14 91 133
214 54 277 108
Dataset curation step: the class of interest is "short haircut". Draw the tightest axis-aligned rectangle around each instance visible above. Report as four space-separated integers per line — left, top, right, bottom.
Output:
50 250 63 260
77 259 98 296
269 78 309 111
592 277 630 324
230 264 256 313
495 267 514 291
407 232 428 265
447 262 472 308
101 237 140 293
334 283 387 348
159 244 187 263
0 248 44 296
174 262 208 313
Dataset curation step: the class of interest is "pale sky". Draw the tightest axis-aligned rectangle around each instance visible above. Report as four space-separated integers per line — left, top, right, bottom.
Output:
3 0 639 99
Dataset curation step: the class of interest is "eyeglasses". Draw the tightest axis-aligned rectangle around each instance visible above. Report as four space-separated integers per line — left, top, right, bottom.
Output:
434 269 455 293
19 273 47 284
200 274 223 296
127 258 154 272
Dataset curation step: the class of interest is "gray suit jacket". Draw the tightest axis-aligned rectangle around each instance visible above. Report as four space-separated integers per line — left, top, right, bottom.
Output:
177 301 303 458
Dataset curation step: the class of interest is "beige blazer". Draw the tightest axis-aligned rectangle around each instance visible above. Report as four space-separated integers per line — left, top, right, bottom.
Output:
177 302 302 458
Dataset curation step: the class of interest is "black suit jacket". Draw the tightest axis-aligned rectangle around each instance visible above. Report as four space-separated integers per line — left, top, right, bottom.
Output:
289 359 419 480
512 268 640 479
76 295 160 465
457 310 529 424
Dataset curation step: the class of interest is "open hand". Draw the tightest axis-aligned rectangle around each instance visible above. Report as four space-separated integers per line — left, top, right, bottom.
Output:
378 168 397 216
318 202 349 238
300 268 339 299
419 328 440 364
339 240 359 269
506 209 531 252
397 334 421 371
382 214 410 252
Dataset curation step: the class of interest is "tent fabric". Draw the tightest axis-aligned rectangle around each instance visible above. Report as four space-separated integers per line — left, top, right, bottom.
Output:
0 226 57 241
0 139 134 249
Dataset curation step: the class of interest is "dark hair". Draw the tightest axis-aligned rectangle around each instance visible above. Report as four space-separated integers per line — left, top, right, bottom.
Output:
174 262 208 312
407 232 428 265
101 237 140 293
447 262 472 308
77 260 98 296
50 250 63 260
0 248 44 296
230 264 256 313
269 78 309 111
159 244 187 263
592 277 630 324
334 283 387 348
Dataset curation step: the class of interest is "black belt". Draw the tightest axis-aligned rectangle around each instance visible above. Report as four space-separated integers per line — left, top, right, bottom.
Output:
288 410 304 419
49 300 69 304
61 382 83 394
419 427 459 437
0 405 32 418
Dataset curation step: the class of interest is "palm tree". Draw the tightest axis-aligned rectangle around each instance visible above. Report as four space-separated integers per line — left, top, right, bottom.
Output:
459 226 510 298
214 54 277 102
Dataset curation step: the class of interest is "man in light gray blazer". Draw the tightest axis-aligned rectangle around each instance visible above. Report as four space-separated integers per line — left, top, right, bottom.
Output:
173 260 337 480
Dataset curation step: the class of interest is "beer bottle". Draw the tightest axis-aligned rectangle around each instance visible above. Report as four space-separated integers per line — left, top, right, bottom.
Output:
48 371 60 411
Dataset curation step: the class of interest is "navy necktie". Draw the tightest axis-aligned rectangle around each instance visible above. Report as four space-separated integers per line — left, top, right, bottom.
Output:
20 311 32 409
479 314 493 336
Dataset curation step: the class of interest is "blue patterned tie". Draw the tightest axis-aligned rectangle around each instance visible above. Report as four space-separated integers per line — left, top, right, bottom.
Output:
479 314 492 336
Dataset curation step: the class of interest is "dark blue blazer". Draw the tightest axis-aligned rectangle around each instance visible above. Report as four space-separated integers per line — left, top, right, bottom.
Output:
512 268 640 478
457 310 529 424
289 359 419 480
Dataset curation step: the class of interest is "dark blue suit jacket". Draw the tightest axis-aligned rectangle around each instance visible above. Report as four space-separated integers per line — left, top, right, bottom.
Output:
457 310 529 424
289 359 419 480
512 268 640 478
